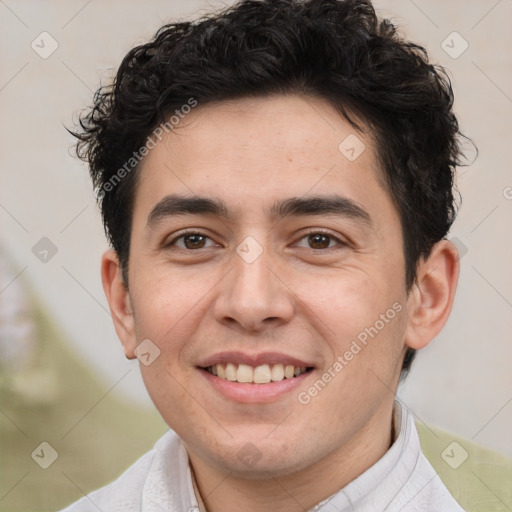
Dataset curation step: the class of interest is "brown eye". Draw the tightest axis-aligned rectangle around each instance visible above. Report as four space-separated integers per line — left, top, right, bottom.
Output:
308 233 331 249
295 231 346 250
183 233 207 249
167 232 216 250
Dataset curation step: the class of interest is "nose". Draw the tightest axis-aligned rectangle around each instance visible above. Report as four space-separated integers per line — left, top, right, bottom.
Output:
213 240 295 333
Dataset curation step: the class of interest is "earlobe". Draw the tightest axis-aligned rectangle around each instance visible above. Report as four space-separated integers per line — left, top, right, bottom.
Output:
101 250 137 359
404 240 460 350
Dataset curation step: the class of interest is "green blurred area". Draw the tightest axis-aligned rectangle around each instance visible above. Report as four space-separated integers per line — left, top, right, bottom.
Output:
0 300 167 512
417 421 512 511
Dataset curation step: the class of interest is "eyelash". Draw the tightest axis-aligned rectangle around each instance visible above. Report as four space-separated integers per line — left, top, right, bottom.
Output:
166 229 347 251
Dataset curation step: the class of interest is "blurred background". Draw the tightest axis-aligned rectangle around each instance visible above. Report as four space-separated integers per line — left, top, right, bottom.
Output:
1 0 511 510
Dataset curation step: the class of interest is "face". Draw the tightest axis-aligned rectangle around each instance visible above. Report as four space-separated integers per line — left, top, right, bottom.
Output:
116 95 415 479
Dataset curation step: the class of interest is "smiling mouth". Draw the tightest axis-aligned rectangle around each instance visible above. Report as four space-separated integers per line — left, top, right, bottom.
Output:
202 363 313 384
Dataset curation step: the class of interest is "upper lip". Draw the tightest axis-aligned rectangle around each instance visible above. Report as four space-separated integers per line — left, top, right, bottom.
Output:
198 351 314 369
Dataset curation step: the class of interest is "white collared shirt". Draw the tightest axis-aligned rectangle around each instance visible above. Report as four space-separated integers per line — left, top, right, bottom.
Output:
59 401 465 511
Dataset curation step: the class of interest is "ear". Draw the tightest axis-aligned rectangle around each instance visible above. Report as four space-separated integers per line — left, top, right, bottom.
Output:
404 239 460 350
101 249 137 359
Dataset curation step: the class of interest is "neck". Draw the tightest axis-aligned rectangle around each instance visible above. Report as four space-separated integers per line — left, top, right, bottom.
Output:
188 402 396 512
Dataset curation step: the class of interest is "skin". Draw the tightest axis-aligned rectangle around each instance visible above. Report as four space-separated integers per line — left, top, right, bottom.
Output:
102 94 459 512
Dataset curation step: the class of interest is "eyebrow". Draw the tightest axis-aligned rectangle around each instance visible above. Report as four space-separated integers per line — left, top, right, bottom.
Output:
147 193 372 227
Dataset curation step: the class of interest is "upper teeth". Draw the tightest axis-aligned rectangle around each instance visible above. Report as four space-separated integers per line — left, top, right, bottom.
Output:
206 363 308 384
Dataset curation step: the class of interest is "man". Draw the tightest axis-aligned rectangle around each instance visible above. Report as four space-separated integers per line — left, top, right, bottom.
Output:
62 0 467 510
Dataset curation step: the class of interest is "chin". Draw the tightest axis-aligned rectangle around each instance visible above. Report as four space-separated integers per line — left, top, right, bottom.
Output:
199 436 320 481
222 455 312 481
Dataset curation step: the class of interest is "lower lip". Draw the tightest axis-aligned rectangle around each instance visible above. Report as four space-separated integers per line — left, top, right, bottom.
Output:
198 368 313 403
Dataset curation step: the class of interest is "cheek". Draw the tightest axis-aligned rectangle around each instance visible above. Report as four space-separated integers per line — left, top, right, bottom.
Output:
303 267 406 369
298 269 387 334
130 268 219 362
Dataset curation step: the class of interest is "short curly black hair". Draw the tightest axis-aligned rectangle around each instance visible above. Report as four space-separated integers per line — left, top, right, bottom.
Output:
71 0 468 378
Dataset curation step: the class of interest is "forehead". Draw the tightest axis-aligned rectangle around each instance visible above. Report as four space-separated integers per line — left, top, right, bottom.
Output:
134 94 391 222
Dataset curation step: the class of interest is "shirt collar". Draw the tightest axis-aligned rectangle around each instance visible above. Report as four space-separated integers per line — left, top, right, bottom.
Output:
313 399 421 511
185 400 417 512
142 400 422 511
